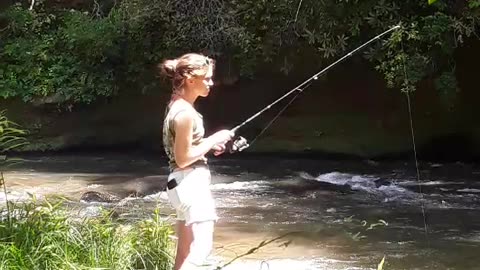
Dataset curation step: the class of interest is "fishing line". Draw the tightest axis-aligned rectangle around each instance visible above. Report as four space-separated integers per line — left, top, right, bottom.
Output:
231 25 400 135
405 91 429 243
249 81 313 147
229 25 400 152
401 40 429 243
224 23 431 255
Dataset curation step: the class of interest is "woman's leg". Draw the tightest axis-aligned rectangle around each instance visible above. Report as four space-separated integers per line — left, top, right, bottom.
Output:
174 221 193 270
180 220 215 270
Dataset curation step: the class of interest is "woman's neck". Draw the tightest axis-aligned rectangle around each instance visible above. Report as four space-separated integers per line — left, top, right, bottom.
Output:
183 91 198 105
172 90 197 105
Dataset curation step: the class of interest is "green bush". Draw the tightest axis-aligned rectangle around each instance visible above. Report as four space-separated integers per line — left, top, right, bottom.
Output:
0 200 174 270
0 4 123 104
0 1 478 105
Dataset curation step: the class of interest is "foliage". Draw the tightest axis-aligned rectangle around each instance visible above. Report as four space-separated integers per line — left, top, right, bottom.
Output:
0 111 27 155
0 0 478 105
366 5 478 95
0 200 174 270
342 215 389 269
345 216 389 241
216 232 295 269
0 3 123 104
378 255 386 270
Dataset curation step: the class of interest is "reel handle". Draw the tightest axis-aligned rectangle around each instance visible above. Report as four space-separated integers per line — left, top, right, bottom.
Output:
225 136 249 154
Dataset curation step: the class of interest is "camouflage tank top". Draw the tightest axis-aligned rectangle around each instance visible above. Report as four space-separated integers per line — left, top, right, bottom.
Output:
163 100 208 171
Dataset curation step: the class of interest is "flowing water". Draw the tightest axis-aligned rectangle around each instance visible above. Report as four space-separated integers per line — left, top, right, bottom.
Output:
2 153 480 269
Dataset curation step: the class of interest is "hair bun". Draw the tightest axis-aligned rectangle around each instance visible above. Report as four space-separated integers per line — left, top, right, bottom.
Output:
159 59 178 78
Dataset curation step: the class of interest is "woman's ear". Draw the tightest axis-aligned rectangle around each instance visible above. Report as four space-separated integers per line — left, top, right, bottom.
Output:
185 77 194 86
183 74 193 85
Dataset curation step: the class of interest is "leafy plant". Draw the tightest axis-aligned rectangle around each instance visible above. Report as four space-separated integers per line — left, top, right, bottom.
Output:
0 111 28 227
0 0 478 105
378 255 386 270
0 111 28 154
0 4 122 104
0 200 174 270
344 215 389 241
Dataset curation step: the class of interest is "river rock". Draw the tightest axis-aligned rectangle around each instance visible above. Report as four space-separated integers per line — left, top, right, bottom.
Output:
80 191 120 203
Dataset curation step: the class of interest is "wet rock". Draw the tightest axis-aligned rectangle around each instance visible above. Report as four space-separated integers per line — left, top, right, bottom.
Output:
366 160 380 166
80 191 120 203
374 178 392 188
281 179 353 194
84 175 168 199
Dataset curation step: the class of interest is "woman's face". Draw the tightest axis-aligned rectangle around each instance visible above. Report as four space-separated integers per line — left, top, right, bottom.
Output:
187 65 214 97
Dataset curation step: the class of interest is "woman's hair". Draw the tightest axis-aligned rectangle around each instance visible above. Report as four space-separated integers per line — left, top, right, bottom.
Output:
159 53 215 95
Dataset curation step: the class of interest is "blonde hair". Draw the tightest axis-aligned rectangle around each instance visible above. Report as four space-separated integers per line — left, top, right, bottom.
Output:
159 53 215 95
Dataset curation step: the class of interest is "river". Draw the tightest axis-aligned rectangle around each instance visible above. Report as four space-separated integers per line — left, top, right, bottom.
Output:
1 153 480 269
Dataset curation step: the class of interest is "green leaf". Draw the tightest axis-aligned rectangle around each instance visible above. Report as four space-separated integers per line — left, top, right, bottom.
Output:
2 141 29 152
428 0 437 5
378 256 386 270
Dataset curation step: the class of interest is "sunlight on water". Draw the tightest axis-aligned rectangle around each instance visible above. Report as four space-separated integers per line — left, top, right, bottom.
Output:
1 155 480 269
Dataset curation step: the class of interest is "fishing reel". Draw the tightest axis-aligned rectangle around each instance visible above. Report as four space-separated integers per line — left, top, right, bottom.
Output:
225 136 249 154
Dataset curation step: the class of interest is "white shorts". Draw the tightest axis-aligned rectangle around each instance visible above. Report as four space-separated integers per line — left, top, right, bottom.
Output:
166 166 218 225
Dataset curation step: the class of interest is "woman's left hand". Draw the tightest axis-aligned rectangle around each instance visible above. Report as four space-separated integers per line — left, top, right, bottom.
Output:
212 143 226 156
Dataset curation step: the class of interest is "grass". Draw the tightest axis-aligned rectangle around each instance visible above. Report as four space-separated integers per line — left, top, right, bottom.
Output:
0 198 174 270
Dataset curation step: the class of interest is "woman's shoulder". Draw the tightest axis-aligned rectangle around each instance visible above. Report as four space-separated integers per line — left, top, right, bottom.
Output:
169 99 188 111
168 100 196 120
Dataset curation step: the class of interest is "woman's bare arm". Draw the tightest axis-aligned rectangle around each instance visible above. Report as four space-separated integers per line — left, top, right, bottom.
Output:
173 111 232 168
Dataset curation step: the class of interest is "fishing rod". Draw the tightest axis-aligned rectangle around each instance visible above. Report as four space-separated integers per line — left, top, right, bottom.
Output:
226 25 400 153
224 23 430 246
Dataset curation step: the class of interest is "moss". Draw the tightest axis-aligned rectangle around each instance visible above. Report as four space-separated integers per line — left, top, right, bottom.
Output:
248 112 455 158
19 136 68 152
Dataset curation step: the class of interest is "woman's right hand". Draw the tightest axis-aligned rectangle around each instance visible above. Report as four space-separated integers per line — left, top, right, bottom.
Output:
209 129 234 145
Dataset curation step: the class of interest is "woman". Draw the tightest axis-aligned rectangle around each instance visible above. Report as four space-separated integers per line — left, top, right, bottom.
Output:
160 53 234 270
